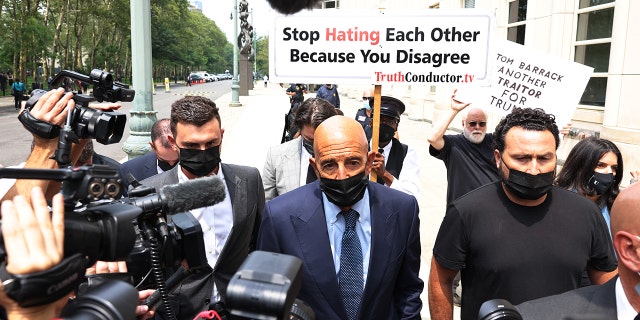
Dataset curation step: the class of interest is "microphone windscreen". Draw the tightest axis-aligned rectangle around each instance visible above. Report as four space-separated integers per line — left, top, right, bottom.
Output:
158 175 226 214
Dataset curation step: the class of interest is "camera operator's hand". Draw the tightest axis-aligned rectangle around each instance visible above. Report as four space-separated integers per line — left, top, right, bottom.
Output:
2 90 123 202
86 261 128 275
0 187 69 320
85 261 156 319
26 87 75 128
136 289 156 320
87 101 122 112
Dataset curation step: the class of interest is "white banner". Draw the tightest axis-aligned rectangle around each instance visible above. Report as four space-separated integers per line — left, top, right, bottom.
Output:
454 39 594 127
269 9 494 85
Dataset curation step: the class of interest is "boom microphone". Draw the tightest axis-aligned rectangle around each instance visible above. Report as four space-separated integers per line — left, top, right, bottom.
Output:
129 175 227 215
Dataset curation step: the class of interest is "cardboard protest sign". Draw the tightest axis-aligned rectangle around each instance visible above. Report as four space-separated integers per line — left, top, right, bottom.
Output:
269 9 494 85
454 39 593 127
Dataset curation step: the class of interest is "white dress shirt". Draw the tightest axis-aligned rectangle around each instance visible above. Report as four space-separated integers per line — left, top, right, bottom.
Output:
177 165 233 302
616 277 638 320
379 141 421 197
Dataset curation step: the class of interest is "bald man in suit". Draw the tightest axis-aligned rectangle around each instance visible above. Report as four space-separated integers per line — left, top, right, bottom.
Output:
257 116 423 319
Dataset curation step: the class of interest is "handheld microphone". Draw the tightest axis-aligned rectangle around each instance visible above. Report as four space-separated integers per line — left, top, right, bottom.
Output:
129 175 227 215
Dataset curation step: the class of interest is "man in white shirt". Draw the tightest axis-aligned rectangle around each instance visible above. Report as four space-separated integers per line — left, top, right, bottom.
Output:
140 96 264 320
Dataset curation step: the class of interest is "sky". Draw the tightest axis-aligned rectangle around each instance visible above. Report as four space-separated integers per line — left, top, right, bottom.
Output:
200 0 276 43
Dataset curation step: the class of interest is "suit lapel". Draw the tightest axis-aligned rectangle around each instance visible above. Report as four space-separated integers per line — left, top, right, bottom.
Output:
144 153 156 176
586 277 617 316
292 184 347 319
361 185 396 308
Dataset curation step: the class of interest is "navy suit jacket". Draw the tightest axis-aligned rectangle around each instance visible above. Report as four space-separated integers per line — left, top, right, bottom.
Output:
516 277 618 320
119 152 158 193
257 181 423 320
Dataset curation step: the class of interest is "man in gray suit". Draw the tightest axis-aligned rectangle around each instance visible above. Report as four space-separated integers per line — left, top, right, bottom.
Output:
517 182 640 320
141 96 265 320
262 97 337 200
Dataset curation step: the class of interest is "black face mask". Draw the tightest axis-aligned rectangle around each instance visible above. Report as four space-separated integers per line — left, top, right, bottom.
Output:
157 158 177 172
588 172 614 195
319 170 369 208
379 124 396 144
302 138 314 157
179 146 221 177
502 162 555 200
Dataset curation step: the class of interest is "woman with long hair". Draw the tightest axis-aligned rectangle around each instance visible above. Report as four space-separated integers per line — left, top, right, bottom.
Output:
556 137 623 234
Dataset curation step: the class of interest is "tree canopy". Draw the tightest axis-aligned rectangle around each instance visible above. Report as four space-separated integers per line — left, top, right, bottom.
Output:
0 0 242 83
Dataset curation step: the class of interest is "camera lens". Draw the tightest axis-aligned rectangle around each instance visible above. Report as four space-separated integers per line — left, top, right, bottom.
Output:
478 299 522 320
105 181 121 199
88 181 105 198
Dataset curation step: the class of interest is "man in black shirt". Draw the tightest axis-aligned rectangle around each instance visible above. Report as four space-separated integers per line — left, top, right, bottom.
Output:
427 92 499 204
427 92 500 306
428 107 617 320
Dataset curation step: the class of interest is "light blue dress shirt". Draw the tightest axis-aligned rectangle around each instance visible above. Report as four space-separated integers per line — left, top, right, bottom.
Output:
323 190 371 285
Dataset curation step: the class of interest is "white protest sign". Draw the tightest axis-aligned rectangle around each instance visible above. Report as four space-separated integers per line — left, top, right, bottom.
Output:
269 9 494 85
454 39 593 127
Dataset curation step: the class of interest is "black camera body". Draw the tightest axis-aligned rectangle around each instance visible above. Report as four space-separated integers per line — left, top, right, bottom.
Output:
24 69 132 144
0 165 207 312
18 69 132 167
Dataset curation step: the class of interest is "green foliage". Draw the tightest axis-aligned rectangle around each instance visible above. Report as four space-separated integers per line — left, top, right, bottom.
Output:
0 0 235 81
255 36 269 77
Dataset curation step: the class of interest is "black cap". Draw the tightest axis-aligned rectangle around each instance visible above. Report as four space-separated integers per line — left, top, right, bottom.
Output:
369 96 405 121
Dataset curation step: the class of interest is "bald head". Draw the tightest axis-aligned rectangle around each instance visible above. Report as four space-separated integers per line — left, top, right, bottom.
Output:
312 116 372 180
464 107 487 122
315 116 368 154
611 182 640 236
363 88 374 98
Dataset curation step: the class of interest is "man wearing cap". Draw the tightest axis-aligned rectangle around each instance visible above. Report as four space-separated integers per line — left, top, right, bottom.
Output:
370 96 420 197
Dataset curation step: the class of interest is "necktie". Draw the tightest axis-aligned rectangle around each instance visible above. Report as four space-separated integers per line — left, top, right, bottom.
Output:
339 209 363 320
306 163 317 184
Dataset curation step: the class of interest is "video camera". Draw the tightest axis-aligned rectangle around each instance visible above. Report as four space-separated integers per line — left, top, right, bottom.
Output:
0 164 226 317
18 69 133 167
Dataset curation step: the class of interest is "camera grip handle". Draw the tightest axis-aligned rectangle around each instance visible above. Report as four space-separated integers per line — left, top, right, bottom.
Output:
17 109 61 139
0 253 85 308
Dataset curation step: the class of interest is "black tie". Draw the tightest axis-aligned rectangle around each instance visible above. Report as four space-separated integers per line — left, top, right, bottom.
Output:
339 209 363 320
306 164 317 184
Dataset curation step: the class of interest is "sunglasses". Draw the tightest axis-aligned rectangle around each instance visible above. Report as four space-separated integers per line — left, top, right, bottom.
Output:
468 121 487 128
363 96 373 101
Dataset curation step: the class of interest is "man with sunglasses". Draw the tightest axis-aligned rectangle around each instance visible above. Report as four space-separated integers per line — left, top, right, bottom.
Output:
427 92 500 205
370 96 420 197
427 91 500 307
